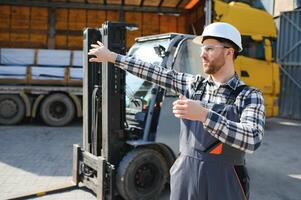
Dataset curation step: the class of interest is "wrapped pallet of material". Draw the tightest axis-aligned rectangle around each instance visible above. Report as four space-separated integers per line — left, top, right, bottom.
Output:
72 50 83 67
0 65 26 79
0 48 35 65
69 67 83 85
0 66 26 79
31 66 65 80
70 68 83 80
31 66 66 85
37 49 71 66
0 65 27 84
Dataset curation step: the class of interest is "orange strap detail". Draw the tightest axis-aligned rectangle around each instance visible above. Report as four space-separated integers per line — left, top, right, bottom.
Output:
209 143 223 155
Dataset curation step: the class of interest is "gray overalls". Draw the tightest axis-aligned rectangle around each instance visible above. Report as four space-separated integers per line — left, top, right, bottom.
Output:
170 79 250 200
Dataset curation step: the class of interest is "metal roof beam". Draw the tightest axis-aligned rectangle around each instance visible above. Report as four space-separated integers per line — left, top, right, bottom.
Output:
0 0 182 14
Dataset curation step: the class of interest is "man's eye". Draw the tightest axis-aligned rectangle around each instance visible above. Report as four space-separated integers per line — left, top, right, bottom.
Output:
205 47 213 51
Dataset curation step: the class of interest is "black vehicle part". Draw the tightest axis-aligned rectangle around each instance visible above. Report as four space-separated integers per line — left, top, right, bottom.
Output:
76 22 130 200
116 148 168 200
141 34 187 141
0 94 25 125
101 21 127 164
83 28 102 154
40 93 75 126
154 45 167 58
91 85 101 155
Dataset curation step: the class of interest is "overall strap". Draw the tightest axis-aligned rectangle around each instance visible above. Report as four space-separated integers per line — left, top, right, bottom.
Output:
227 84 248 104
192 77 207 100
204 84 248 154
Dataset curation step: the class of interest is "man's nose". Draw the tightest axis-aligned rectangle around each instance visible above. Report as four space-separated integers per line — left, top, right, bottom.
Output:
200 50 207 59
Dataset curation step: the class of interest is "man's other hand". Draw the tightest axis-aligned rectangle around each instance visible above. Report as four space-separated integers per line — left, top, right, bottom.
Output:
172 95 208 122
88 41 117 63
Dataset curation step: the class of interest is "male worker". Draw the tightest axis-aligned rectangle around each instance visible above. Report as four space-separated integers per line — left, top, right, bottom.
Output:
88 22 265 200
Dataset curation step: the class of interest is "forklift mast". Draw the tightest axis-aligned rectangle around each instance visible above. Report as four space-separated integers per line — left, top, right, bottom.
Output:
75 21 128 200
101 22 127 165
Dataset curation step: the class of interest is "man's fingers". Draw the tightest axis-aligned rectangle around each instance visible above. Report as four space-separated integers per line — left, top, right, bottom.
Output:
179 95 187 100
173 109 185 114
97 41 103 46
90 44 99 48
173 104 187 110
173 99 186 106
173 109 188 119
88 49 96 53
89 58 99 62
89 48 98 52
174 114 185 118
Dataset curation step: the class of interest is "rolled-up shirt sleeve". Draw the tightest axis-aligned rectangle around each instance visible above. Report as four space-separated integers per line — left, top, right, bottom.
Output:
203 89 265 153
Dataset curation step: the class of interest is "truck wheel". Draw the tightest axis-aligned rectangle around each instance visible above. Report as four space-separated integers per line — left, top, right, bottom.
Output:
40 93 75 126
0 94 25 125
116 148 168 200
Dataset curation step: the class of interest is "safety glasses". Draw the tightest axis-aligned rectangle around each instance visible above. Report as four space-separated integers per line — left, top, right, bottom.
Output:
200 45 230 53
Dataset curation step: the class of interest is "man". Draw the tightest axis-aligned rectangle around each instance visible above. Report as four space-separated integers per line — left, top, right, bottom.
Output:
88 22 265 200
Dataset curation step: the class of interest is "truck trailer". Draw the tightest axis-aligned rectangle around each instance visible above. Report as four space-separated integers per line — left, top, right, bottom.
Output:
0 48 83 126
0 0 279 127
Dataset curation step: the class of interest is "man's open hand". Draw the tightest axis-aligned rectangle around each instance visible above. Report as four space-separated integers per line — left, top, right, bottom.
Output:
88 41 117 63
172 95 208 122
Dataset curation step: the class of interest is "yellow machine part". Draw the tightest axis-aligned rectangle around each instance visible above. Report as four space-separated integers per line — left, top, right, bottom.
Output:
234 56 280 117
214 0 280 117
213 0 277 37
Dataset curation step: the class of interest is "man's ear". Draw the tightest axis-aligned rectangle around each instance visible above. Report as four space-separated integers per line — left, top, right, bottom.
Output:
226 48 234 57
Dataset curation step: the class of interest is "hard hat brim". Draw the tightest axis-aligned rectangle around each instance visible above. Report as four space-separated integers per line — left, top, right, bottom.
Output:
192 36 203 45
192 35 243 52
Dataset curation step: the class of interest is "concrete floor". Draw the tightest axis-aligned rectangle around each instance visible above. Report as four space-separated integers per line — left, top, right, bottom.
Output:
0 117 300 200
246 118 301 200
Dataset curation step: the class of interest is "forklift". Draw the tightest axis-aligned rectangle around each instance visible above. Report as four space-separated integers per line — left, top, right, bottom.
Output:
73 21 202 200
8 21 201 200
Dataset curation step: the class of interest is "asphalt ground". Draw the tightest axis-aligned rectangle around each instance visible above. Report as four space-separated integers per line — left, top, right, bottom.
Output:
0 117 300 200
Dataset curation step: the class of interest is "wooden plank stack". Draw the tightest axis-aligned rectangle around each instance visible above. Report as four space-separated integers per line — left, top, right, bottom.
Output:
0 1 203 49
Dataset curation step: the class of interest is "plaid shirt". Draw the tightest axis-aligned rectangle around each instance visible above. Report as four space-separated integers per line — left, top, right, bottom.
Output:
115 55 265 153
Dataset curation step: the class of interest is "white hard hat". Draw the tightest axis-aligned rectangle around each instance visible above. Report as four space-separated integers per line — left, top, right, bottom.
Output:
193 22 243 52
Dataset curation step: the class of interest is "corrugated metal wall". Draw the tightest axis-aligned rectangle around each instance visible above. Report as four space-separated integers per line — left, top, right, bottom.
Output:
277 9 301 119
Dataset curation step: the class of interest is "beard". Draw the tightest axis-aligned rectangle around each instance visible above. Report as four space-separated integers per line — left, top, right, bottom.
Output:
202 56 225 75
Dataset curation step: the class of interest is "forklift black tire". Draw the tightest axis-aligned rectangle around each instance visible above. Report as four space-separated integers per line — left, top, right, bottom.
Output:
40 93 75 126
116 148 168 200
0 94 25 125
